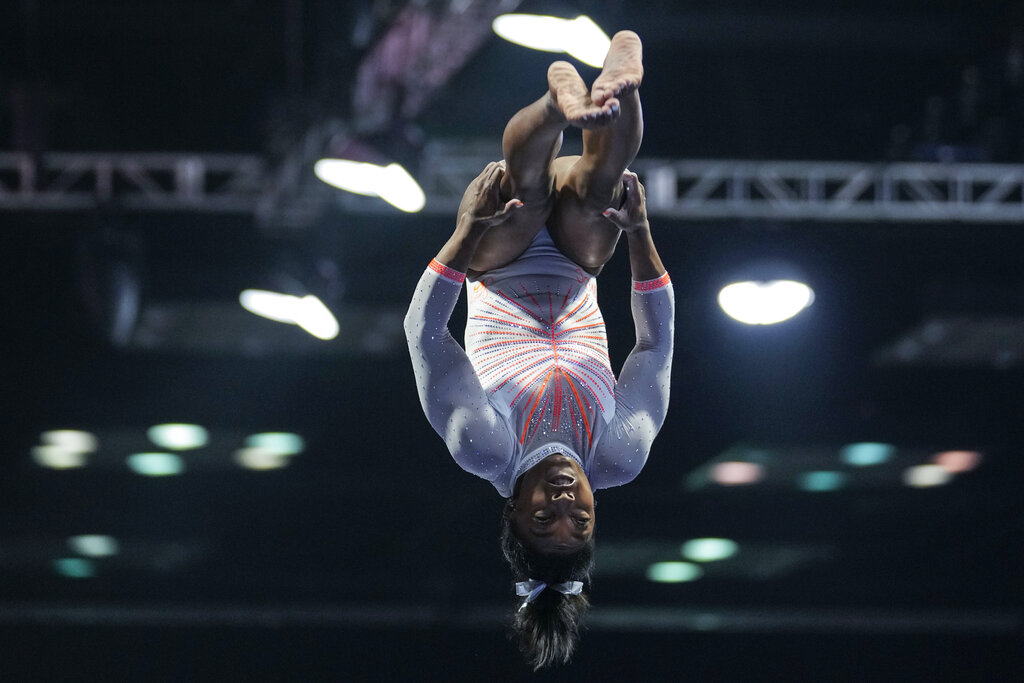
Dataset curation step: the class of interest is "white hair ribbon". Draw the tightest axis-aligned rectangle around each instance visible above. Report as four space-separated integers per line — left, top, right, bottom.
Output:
515 580 584 610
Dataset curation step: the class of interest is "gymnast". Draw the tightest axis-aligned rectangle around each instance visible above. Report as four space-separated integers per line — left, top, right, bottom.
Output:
404 31 673 669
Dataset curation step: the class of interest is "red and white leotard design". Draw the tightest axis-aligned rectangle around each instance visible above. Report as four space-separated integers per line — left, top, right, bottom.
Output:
405 228 674 497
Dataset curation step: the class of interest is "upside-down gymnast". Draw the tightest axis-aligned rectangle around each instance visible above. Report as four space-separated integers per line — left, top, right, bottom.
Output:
404 31 673 669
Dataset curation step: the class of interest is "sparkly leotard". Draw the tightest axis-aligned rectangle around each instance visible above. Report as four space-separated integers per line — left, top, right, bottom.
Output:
405 227 674 497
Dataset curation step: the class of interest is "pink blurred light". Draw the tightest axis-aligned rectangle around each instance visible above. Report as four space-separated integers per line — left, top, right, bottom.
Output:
710 461 764 485
931 450 982 473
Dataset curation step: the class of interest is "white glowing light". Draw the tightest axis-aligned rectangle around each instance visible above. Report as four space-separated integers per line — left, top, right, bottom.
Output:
41 430 98 453
492 14 611 68
903 464 953 488
127 452 185 477
681 538 738 562
32 445 87 469
234 447 290 471
239 289 339 340
710 461 764 485
294 294 341 340
147 423 209 450
245 432 305 456
718 280 814 325
67 535 120 557
646 561 704 583
314 159 425 212
931 450 982 473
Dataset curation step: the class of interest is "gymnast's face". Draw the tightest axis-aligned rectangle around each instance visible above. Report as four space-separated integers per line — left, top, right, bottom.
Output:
510 454 595 553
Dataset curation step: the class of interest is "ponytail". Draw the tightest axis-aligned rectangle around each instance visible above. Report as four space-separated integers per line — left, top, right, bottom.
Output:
500 499 594 669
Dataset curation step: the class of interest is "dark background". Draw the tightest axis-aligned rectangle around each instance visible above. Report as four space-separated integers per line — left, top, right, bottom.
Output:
2 1 1022 680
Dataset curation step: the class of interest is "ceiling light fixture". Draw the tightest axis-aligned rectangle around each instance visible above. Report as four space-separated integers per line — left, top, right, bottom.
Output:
492 14 611 68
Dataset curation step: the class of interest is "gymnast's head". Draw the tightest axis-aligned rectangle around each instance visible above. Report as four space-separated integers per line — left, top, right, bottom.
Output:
500 453 595 669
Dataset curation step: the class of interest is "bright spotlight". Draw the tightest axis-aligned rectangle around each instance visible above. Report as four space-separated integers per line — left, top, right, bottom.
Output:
148 423 209 450
492 14 610 68
239 289 339 340
314 159 425 212
718 280 814 325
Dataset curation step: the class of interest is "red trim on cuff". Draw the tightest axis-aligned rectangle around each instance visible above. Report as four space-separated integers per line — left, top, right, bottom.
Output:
634 272 671 292
429 259 466 284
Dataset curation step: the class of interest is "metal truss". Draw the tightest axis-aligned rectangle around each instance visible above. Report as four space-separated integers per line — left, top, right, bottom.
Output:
4 150 1024 223
0 152 266 213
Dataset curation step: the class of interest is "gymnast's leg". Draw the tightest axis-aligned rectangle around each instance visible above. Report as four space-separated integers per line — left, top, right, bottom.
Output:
466 49 623 276
549 30 644 275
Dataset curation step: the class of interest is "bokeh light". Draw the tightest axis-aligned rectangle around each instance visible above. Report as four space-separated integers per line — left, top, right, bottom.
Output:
681 538 739 562
646 561 704 583
710 461 764 485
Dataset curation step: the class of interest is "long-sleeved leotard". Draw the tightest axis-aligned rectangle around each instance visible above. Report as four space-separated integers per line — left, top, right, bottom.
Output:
404 228 674 497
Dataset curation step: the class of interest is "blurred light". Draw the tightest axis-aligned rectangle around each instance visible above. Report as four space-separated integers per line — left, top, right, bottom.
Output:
839 442 894 466
234 447 290 471
903 464 953 488
931 450 982 473
41 430 98 453
245 432 305 456
493 14 610 68
718 280 814 325
127 452 185 476
32 445 87 469
646 561 703 583
314 159 425 212
710 461 764 485
563 16 611 67
67 535 120 557
681 538 738 562
797 470 848 492
147 423 209 450
54 557 95 579
239 290 339 340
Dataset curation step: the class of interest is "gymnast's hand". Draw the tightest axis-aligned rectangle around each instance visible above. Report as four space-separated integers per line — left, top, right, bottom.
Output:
602 171 650 234
457 161 523 234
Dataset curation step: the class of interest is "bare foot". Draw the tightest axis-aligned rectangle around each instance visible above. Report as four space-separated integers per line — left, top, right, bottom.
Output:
591 30 643 107
547 60 618 129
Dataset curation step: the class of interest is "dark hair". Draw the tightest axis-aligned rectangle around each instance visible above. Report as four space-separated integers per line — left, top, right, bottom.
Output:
500 498 595 670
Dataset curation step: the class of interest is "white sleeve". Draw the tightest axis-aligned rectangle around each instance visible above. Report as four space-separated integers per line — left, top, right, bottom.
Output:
591 275 674 487
404 262 514 480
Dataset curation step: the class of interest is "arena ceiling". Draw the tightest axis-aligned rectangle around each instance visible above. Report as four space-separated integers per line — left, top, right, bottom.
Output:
1 1 1021 679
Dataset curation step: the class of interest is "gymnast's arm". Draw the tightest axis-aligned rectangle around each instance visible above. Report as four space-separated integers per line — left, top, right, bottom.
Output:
593 172 675 486
403 162 523 479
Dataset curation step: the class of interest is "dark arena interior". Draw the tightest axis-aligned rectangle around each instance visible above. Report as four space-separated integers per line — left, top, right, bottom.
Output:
1 1 1022 680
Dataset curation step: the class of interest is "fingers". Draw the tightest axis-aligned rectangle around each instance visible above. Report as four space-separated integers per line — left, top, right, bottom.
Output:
602 171 646 230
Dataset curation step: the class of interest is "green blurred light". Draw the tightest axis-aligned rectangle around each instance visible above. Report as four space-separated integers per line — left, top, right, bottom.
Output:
797 470 848 492
839 442 894 467
681 538 739 562
67 535 119 557
245 432 304 456
54 557 96 579
646 561 703 583
127 452 185 476
147 423 209 450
